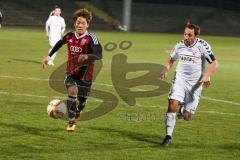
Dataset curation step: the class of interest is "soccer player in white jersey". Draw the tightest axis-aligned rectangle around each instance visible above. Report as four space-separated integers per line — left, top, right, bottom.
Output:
45 5 66 66
160 24 218 147
0 11 2 28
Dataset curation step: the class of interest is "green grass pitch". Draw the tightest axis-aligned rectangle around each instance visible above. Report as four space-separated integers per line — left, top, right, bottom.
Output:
0 28 239 160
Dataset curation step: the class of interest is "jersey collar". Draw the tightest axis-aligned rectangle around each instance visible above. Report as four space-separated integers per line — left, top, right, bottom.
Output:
74 31 88 39
188 38 198 48
183 38 198 48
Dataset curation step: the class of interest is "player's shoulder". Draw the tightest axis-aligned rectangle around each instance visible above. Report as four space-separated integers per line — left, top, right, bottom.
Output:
65 31 74 36
87 32 98 38
46 16 53 21
174 40 185 49
87 32 99 44
63 31 75 39
196 38 211 47
60 16 65 21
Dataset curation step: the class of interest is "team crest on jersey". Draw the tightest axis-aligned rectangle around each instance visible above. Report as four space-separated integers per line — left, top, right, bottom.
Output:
81 39 87 45
192 49 198 56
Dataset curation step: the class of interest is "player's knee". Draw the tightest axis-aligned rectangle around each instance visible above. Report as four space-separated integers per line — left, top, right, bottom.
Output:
168 99 179 112
183 111 192 121
68 85 78 97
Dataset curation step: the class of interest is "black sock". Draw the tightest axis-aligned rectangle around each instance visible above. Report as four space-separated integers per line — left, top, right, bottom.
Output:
67 96 77 123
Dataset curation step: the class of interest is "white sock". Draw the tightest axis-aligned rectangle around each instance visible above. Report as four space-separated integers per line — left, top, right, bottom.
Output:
165 112 176 137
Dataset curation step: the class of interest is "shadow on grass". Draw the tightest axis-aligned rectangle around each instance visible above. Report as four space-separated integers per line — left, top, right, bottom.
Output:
218 143 240 151
88 126 162 147
10 58 41 64
0 122 64 139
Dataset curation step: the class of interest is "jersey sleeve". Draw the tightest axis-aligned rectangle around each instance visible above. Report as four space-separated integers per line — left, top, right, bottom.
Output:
201 41 216 64
88 33 103 60
48 33 67 57
61 17 66 28
46 16 51 26
170 43 179 60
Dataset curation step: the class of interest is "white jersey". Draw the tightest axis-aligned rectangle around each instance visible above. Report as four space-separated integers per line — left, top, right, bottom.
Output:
46 15 66 40
170 38 215 85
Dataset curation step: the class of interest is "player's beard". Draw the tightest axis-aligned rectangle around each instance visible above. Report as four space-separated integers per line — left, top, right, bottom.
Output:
184 39 190 46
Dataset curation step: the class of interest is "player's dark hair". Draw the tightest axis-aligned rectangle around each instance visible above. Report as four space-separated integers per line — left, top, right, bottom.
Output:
53 5 60 10
185 24 200 36
73 8 92 24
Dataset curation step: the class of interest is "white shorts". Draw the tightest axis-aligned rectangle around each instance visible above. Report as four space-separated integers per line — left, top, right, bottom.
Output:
168 77 202 114
49 36 61 47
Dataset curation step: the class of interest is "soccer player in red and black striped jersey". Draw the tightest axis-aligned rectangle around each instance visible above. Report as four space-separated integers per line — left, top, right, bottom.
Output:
42 8 103 132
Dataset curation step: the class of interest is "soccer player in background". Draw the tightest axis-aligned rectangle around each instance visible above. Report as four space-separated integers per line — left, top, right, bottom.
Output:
160 24 218 146
0 11 2 28
42 8 103 131
45 5 66 66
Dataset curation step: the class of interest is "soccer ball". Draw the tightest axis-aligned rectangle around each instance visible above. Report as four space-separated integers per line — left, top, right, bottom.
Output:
47 99 67 119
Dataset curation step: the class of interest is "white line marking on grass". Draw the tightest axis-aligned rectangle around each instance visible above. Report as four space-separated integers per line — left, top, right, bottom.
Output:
1 75 240 106
135 103 240 116
0 91 102 102
0 91 66 99
202 96 240 106
0 75 48 81
0 91 238 116
0 91 48 99
198 111 240 116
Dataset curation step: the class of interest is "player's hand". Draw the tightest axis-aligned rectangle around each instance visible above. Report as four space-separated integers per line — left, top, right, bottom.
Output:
78 54 88 65
160 65 169 80
42 56 50 69
160 67 168 80
200 76 211 88
160 71 167 80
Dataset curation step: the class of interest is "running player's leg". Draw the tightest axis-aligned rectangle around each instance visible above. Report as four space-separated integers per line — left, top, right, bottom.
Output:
161 78 185 147
183 88 201 121
75 80 92 121
183 86 202 121
75 96 87 121
161 99 180 147
65 74 78 131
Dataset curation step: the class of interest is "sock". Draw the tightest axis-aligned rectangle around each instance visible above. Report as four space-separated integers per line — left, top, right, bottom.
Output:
67 96 77 124
165 112 177 137
180 105 184 114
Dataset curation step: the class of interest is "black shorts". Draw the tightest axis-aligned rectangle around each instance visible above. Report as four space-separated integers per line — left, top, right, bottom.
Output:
64 73 92 97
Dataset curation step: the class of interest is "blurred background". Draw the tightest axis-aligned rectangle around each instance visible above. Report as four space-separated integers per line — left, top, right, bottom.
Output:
0 0 240 36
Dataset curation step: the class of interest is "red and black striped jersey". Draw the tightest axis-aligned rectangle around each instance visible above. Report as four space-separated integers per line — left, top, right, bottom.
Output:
48 31 102 81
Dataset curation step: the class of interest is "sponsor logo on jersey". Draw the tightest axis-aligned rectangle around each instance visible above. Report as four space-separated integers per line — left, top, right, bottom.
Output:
70 46 82 54
180 55 194 63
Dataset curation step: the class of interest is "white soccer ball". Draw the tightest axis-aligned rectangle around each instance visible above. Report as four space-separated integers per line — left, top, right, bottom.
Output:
47 99 67 119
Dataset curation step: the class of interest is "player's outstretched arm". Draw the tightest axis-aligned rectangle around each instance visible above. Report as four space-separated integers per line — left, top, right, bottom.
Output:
42 38 65 69
200 60 218 88
160 58 175 80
